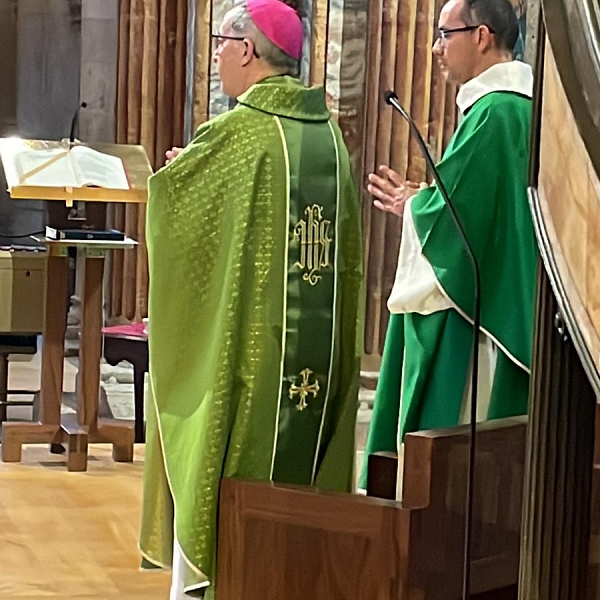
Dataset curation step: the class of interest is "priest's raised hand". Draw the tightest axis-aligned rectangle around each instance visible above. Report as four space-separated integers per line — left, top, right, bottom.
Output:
367 165 421 217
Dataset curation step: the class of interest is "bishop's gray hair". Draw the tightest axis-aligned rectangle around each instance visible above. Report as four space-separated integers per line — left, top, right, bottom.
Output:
224 3 301 77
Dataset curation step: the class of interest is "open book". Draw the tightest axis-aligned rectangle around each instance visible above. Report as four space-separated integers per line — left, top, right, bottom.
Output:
13 145 130 190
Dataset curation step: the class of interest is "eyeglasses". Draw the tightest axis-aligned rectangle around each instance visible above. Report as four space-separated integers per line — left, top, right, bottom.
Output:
435 24 496 46
211 34 260 58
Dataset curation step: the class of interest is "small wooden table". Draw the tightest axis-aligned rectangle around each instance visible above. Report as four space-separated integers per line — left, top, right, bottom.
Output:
1 237 137 471
102 323 148 443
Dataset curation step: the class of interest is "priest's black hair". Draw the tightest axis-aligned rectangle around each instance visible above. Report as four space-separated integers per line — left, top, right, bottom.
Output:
461 0 520 53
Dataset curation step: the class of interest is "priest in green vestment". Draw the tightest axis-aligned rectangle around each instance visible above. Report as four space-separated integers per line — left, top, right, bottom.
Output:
361 0 537 490
139 0 363 597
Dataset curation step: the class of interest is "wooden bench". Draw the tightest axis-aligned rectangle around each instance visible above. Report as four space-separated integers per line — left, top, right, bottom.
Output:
217 416 527 600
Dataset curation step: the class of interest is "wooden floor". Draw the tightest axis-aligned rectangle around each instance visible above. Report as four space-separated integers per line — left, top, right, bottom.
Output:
0 444 171 599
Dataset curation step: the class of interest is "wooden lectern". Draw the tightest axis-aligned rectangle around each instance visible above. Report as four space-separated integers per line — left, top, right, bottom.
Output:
0 139 152 471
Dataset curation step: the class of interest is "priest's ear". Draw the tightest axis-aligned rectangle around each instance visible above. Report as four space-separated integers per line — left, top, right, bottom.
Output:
477 24 497 53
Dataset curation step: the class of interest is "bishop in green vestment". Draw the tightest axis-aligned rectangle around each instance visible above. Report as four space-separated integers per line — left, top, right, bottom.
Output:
140 1 362 596
362 0 537 489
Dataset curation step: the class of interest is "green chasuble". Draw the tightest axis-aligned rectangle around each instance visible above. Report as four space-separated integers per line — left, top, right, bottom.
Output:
140 75 363 590
362 83 537 488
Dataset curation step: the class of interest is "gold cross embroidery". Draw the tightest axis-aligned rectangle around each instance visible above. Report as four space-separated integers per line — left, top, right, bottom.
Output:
289 368 320 411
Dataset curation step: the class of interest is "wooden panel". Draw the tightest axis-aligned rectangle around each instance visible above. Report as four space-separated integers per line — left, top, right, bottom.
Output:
518 268 596 600
218 479 411 600
588 466 600 599
218 417 526 600
403 418 526 598
538 41 600 377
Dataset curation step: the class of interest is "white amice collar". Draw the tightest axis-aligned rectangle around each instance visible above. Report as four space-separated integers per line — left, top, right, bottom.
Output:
456 61 534 114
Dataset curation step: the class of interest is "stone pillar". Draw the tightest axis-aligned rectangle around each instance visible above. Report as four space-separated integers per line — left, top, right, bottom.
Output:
79 0 118 143
518 267 597 600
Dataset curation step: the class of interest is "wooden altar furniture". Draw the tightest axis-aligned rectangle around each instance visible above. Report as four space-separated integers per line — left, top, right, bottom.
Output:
1 239 136 471
0 139 151 471
217 416 526 600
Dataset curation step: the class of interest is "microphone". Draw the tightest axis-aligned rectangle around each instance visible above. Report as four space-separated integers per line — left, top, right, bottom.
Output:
383 89 481 600
69 102 88 143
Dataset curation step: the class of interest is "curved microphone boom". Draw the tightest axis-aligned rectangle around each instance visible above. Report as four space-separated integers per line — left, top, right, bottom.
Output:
383 89 481 600
69 101 88 144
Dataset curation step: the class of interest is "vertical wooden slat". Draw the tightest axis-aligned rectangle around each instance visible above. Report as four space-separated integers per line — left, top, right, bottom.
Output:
378 0 419 350
428 61 447 164
309 0 331 87
389 0 417 178
173 0 188 146
443 82 457 150
360 0 383 356
110 203 125 318
131 0 159 321
141 0 160 167
193 0 213 127
116 0 131 146
112 0 131 319
362 0 396 355
134 207 148 321
427 0 447 164
407 0 435 182
120 0 145 321
127 0 144 145
122 204 138 320
360 0 383 342
155 0 176 166
372 0 401 351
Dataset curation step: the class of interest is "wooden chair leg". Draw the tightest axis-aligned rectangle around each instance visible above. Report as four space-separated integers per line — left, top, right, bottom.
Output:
0 354 8 423
133 366 145 443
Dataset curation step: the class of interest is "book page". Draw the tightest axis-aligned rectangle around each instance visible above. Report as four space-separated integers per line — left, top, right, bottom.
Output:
14 148 78 187
70 146 130 190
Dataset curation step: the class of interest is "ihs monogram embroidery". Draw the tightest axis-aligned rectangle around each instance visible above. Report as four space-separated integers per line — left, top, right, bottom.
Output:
293 204 332 286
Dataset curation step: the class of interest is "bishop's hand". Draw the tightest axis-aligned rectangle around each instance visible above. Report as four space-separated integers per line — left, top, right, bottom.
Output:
165 147 183 166
367 165 422 217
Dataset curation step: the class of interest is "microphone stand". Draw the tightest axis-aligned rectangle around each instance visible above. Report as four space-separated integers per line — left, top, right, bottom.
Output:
383 90 481 600
69 101 88 144
68 101 88 222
